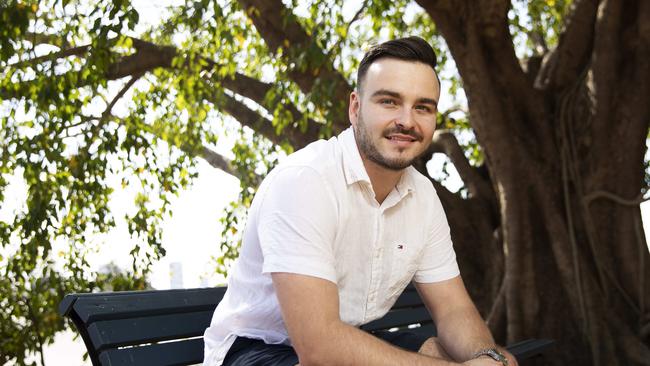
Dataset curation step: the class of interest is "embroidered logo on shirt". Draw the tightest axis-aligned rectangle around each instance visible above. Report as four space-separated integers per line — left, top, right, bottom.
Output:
397 244 405 250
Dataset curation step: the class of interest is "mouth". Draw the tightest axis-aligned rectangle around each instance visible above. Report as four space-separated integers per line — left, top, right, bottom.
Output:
386 134 417 142
385 134 419 145
385 134 419 149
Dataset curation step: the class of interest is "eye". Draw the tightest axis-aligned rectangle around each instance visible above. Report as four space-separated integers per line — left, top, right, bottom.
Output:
415 105 432 112
379 98 396 106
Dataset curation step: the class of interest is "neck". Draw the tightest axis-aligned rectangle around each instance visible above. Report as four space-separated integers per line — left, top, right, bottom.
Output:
361 158 404 204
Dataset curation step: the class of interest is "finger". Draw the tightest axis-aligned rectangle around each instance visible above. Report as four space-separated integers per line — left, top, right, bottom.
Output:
508 354 518 366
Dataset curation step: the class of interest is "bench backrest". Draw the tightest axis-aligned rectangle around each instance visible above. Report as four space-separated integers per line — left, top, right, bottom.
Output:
59 284 431 366
59 287 227 365
60 284 554 365
360 284 434 335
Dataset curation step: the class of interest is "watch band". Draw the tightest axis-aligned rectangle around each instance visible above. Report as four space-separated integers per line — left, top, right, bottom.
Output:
472 348 509 366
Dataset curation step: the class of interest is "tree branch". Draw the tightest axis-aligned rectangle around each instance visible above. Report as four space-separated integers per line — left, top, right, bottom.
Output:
107 42 324 149
639 1 650 46
238 0 352 133
345 1 367 35
217 72 322 146
535 0 599 90
106 114 242 179
74 73 144 158
8 44 90 68
620 0 650 141
105 42 176 80
217 91 328 152
153 126 241 179
428 175 458 206
199 146 236 176
109 38 320 148
589 0 624 145
427 130 494 202
413 1 466 50
411 146 466 208
218 93 287 147
7 37 173 72
23 31 69 48
584 190 650 206
415 0 553 168
23 299 46 366
2 36 324 150
106 39 324 148
102 72 143 120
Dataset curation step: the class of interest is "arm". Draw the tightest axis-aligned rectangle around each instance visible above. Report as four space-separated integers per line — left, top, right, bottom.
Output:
272 272 461 366
415 277 517 365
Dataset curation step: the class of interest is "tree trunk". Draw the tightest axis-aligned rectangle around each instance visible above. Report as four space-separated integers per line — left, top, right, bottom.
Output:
413 0 650 364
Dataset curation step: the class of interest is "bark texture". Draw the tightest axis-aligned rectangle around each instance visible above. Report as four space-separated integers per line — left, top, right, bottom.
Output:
413 0 650 364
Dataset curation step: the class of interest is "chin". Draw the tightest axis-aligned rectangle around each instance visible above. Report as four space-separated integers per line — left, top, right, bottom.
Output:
383 155 416 170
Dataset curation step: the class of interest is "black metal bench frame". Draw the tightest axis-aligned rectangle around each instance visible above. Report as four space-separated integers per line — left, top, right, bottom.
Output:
59 285 553 365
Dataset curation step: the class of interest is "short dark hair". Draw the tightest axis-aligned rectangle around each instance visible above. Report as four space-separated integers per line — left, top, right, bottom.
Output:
356 36 439 92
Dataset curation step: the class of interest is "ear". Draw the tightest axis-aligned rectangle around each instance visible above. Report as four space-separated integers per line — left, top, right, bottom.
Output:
349 90 360 128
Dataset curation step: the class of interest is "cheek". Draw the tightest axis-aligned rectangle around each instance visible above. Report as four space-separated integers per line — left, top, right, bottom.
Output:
362 111 386 129
421 122 436 139
370 113 401 134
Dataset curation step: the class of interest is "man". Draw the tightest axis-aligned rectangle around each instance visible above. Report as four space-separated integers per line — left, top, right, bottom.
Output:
204 36 516 366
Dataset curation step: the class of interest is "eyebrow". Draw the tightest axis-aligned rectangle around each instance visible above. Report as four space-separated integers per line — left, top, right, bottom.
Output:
370 89 439 107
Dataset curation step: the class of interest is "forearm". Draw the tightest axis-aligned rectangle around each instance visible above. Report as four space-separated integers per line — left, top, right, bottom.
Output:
435 305 495 362
301 321 458 366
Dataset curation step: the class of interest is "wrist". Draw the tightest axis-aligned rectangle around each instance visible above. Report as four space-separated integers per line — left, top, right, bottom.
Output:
471 348 508 366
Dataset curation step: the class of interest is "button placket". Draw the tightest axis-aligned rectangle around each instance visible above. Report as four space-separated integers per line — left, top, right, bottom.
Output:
365 208 384 321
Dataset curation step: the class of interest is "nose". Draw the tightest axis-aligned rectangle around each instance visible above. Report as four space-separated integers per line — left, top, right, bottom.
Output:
395 107 416 129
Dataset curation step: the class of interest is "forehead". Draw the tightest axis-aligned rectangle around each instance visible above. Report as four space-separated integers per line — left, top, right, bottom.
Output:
361 58 440 99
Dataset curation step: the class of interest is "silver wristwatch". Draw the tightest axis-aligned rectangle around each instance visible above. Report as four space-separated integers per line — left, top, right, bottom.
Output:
472 348 508 365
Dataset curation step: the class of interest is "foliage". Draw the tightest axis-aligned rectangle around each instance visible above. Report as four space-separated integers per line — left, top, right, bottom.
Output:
1 0 647 364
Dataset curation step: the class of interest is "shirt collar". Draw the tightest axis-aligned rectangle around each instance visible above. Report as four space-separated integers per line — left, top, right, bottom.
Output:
340 127 371 186
339 127 417 197
395 166 417 199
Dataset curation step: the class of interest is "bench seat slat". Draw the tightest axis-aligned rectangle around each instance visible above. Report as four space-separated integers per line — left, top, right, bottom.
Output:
401 323 436 337
361 307 430 331
61 287 226 323
392 291 425 309
505 338 556 359
98 338 203 366
88 310 214 351
371 323 437 337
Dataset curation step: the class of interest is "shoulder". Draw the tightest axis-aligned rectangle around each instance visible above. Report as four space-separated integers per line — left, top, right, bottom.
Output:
266 136 343 187
407 167 440 198
283 136 341 171
256 137 343 209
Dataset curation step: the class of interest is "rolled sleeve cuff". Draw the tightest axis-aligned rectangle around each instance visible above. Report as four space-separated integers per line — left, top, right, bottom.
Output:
413 263 460 283
262 254 338 284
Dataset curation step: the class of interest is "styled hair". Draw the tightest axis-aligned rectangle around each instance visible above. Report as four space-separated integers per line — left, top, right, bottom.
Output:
356 36 439 92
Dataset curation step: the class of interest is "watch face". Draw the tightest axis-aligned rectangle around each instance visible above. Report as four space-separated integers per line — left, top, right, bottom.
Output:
474 348 508 365
489 349 503 359
486 349 508 365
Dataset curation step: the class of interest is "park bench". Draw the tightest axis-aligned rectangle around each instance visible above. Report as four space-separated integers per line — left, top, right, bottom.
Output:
59 284 554 365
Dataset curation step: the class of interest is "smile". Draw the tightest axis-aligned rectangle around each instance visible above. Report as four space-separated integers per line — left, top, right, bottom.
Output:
386 134 417 142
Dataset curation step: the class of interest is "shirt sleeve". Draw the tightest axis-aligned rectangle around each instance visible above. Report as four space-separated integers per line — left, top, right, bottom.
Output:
413 189 460 283
257 166 339 284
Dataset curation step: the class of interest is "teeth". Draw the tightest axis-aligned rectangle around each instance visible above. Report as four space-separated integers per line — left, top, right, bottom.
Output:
387 135 415 141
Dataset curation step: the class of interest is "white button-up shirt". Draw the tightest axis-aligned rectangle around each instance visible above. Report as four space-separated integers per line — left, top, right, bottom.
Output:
203 128 459 365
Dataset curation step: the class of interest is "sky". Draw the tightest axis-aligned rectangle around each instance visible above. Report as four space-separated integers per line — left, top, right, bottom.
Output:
8 1 650 365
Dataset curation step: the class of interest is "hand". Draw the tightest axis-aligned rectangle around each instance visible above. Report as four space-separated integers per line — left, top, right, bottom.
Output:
462 346 518 366
497 346 518 366
462 357 502 366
